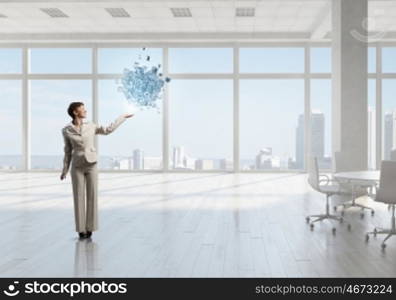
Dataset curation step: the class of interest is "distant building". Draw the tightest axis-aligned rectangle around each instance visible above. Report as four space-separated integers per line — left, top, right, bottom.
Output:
119 158 132 170
172 146 186 169
255 148 280 169
311 112 325 160
219 158 233 170
144 157 162 169
295 114 304 169
368 108 376 169
295 112 325 169
195 159 214 170
133 149 144 170
384 112 396 161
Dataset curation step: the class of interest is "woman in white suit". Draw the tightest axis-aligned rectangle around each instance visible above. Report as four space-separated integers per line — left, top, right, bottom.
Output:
60 102 133 239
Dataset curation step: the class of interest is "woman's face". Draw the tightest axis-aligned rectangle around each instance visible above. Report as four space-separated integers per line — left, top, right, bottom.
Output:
74 105 87 119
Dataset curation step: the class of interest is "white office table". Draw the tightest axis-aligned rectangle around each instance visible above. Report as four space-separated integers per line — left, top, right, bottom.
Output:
333 171 380 216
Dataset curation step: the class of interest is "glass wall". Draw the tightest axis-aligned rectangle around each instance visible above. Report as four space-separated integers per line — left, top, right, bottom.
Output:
98 80 162 170
382 48 396 73
98 48 162 74
310 79 332 170
0 80 22 170
29 48 92 73
97 48 163 170
383 79 396 161
169 80 233 170
0 48 23 169
0 48 22 73
311 47 331 73
169 48 233 73
239 79 304 170
240 47 304 73
368 79 376 169
0 44 392 172
30 80 92 169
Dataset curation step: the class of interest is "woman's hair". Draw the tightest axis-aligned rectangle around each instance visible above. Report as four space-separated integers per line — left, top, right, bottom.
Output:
67 102 84 120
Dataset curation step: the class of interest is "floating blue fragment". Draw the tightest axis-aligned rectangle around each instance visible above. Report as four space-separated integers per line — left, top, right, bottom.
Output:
118 53 171 112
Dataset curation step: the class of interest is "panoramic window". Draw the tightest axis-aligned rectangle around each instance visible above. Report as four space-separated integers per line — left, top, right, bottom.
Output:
311 79 332 170
169 48 233 73
169 80 233 170
98 48 162 74
30 80 92 169
29 48 92 73
382 79 396 161
0 48 22 73
239 79 304 170
98 79 163 170
0 80 22 170
240 48 304 73
311 47 331 73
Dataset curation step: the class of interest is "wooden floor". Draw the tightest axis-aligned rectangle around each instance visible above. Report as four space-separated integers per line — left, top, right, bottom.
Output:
0 171 395 278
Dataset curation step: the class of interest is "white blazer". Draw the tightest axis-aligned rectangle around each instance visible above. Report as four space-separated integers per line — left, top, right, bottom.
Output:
61 115 126 175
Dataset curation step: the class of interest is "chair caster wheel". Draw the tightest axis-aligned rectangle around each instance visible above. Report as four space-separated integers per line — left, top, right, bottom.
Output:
341 211 345 216
332 227 336 234
373 228 377 237
381 243 386 250
339 217 343 224
365 234 369 242
347 224 352 231
371 210 375 216
360 213 365 219
310 223 314 230
333 206 337 212
306 217 310 224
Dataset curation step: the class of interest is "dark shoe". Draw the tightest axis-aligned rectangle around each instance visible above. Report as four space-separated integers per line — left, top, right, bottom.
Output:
78 232 87 239
86 231 92 238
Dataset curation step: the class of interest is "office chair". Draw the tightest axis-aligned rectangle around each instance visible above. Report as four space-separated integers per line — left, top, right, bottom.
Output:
306 156 351 234
366 161 396 250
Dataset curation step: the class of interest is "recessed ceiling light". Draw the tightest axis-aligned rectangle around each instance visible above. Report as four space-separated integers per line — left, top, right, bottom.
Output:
105 8 130 18
170 8 192 18
236 7 255 17
40 8 69 18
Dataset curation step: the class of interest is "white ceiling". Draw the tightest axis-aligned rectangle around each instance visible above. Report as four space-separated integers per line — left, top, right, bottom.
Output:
0 0 395 42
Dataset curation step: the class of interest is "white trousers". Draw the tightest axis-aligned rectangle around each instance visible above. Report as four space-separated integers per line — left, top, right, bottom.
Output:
70 159 98 233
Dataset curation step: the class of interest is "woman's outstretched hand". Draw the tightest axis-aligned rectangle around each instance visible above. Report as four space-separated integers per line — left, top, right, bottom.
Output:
60 174 66 180
123 113 134 118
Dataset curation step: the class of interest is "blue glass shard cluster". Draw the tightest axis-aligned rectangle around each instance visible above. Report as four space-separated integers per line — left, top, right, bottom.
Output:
117 48 171 113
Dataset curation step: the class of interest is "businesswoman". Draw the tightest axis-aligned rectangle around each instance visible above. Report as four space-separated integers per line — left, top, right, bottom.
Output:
60 101 133 239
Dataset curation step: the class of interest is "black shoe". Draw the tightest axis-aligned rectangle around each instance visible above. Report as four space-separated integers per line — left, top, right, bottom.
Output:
86 231 92 238
78 232 87 239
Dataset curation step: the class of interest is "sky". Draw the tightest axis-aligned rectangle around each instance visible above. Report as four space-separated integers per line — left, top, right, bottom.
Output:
0 46 393 166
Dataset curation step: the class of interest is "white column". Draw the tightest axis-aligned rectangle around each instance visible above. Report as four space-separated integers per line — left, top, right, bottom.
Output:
332 0 368 171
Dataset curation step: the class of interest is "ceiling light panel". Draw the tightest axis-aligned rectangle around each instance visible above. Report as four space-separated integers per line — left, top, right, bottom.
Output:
105 8 131 18
40 8 69 18
236 7 255 17
170 8 192 17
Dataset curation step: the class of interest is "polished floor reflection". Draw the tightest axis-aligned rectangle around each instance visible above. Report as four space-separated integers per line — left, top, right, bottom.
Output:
0 172 395 277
